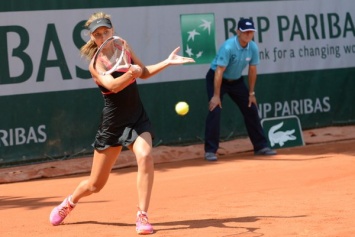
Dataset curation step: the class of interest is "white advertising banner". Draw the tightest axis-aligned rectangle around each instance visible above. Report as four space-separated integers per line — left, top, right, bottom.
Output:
1 0 354 96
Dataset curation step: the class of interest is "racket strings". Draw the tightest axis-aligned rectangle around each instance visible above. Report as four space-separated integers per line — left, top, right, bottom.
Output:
98 44 121 71
94 36 132 75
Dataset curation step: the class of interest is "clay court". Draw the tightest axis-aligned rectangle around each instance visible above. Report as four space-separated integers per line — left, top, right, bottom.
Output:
1 126 355 237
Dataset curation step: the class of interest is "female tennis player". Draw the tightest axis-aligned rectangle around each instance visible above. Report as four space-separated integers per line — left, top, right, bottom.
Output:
49 11 194 235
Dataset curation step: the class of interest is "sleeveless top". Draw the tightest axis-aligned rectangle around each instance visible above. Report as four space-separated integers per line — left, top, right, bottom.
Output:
92 71 154 150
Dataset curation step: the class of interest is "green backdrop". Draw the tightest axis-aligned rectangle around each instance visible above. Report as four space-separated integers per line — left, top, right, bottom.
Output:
1 0 354 166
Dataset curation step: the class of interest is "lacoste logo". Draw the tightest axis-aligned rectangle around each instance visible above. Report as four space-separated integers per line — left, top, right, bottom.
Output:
268 122 296 147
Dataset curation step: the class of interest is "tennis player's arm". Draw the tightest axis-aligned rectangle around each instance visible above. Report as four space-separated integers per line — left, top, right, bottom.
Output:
140 61 170 79
129 47 194 79
89 61 135 93
123 40 171 79
127 46 169 79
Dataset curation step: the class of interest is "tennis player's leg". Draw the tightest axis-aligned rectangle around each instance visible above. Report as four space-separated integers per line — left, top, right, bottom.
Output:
129 131 154 234
131 132 154 212
72 146 122 202
49 146 121 226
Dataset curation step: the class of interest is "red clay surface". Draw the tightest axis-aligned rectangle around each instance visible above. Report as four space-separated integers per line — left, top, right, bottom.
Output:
1 126 355 237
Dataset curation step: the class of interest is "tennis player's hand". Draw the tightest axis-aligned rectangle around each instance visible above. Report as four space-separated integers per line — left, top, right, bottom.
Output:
167 47 195 65
130 64 142 78
209 96 222 111
120 38 129 50
248 94 257 107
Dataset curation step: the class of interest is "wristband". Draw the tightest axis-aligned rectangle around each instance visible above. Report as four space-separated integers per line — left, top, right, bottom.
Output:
249 92 255 96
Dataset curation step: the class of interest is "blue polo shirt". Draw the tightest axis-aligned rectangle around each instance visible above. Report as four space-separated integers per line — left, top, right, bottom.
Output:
210 36 259 80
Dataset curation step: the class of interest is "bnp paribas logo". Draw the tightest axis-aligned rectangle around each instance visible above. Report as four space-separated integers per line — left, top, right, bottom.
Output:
180 13 216 64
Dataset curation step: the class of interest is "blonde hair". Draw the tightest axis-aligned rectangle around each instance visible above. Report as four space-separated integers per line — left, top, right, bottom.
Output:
80 12 112 60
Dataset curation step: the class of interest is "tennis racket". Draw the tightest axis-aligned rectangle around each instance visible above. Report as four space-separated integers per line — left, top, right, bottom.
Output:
93 36 132 76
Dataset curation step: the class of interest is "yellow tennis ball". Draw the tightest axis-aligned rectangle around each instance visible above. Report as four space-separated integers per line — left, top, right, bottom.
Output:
175 101 189 116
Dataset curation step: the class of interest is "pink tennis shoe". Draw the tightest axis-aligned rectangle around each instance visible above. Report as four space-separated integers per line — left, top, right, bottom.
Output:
50 197 153 234
49 196 75 226
136 211 154 235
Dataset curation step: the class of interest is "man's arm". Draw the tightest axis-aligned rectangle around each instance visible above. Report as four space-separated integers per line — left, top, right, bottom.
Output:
248 65 257 107
209 65 225 111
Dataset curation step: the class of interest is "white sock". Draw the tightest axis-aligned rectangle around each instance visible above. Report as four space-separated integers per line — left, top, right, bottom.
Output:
137 210 148 216
68 195 76 206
